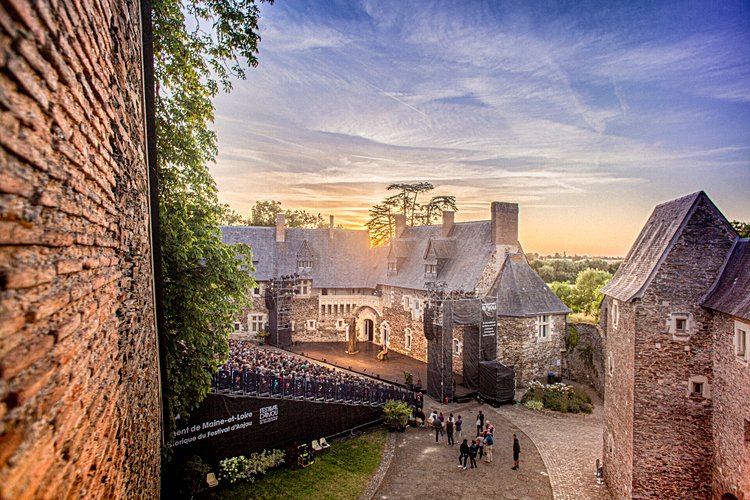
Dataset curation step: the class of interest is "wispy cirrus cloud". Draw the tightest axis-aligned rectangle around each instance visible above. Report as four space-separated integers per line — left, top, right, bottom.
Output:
212 0 750 255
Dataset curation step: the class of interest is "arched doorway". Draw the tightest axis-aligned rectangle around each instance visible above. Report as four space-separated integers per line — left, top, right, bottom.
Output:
364 319 374 342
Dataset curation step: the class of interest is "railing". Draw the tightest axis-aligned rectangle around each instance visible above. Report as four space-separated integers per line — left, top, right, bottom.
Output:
318 294 382 317
210 369 417 407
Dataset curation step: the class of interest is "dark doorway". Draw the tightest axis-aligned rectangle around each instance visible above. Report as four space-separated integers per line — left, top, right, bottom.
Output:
364 319 374 341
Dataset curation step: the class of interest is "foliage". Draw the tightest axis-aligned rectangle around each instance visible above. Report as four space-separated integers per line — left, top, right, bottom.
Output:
153 0 271 435
732 220 750 238
529 257 621 283
571 269 612 317
521 382 593 414
209 430 386 500
565 324 579 351
579 344 596 375
182 455 211 495
403 371 413 385
549 281 574 308
523 400 544 410
221 200 328 228
219 449 285 485
383 399 412 427
366 183 458 246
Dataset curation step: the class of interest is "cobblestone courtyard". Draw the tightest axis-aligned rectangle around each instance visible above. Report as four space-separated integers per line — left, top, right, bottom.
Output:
365 389 610 500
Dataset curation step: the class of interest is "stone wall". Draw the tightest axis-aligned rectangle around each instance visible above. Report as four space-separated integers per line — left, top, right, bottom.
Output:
602 298 636 500
629 197 734 499
496 314 566 387
0 1 161 498
381 287 428 362
565 322 605 398
711 313 750 499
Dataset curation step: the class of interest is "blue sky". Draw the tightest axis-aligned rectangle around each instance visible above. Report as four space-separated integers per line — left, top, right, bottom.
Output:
211 0 750 255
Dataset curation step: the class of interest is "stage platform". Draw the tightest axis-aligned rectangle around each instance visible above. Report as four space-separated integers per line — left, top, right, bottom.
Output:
287 341 477 402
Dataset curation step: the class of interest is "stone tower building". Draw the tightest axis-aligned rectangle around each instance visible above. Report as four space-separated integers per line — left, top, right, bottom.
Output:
600 192 747 499
0 1 162 497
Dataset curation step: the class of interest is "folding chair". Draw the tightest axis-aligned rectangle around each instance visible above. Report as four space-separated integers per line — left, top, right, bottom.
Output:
319 437 331 452
311 440 323 455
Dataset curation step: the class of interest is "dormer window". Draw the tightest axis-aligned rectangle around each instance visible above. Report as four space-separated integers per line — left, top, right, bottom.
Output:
387 261 398 274
297 259 313 271
425 264 436 274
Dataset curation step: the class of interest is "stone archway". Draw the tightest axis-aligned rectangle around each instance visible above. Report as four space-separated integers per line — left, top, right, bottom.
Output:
353 306 380 343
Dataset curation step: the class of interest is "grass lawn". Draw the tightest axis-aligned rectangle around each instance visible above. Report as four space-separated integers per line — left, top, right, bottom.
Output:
208 430 387 500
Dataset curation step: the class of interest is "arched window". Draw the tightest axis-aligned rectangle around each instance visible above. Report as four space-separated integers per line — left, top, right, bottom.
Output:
404 328 412 351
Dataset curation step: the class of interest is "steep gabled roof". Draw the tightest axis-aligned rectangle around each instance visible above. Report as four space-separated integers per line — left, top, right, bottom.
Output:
702 239 750 321
379 221 495 292
491 253 572 316
601 191 707 302
220 226 377 288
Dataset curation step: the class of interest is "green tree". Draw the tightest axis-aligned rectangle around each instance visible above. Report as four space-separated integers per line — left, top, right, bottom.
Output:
367 184 458 246
154 0 271 433
249 200 283 226
571 268 612 317
732 220 750 238
549 281 575 311
537 264 556 283
247 200 327 228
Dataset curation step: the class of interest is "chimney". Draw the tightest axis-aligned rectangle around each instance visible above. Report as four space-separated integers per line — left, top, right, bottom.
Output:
394 214 407 238
276 213 285 242
442 211 454 237
329 215 335 239
491 202 518 245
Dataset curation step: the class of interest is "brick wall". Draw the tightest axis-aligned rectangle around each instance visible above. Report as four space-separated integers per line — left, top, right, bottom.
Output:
629 197 734 499
496 314 566 387
0 1 161 498
711 313 750 499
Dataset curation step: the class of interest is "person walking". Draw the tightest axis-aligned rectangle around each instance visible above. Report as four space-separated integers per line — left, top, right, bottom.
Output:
475 410 484 436
455 415 463 442
446 415 455 446
512 434 520 470
484 432 494 463
458 438 470 469
433 416 443 443
468 439 479 469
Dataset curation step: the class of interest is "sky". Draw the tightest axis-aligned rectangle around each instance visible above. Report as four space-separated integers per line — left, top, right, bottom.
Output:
211 0 750 257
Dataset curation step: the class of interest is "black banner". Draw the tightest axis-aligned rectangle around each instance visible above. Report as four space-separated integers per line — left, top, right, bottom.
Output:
172 394 383 464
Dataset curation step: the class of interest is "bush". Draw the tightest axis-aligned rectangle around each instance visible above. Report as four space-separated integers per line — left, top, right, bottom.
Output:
522 381 593 414
219 449 285 485
523 400 544 410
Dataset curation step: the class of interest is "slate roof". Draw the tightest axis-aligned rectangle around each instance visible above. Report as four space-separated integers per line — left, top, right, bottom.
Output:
601 191 704 302
490 253 572 317
702 239 750 321
220 226 379 288
379 221 495 292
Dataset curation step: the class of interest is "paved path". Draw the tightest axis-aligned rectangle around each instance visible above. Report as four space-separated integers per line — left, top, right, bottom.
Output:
370 390 610 500
493 392 611 500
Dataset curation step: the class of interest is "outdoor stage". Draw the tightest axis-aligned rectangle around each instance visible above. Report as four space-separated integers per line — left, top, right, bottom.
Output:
287 341 476 402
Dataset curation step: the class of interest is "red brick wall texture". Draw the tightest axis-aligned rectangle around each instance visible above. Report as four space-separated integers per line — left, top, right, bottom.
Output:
0 0 161 498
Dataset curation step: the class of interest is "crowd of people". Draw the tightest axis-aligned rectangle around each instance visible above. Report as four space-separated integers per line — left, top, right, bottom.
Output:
222 339 373 385
411 407 521 471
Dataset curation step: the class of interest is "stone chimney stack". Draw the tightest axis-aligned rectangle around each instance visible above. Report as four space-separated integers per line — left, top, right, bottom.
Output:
491 202 518 245
442 211 454 237
394 214 407 238
276 213 285 242
329 215 335 239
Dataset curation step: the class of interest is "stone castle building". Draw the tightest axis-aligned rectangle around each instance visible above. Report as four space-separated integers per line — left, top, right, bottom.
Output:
600 191 749 499
0 1 162 498
222 202 570 387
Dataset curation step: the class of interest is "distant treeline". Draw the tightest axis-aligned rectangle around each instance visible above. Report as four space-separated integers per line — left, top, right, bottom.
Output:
528 257 621 284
